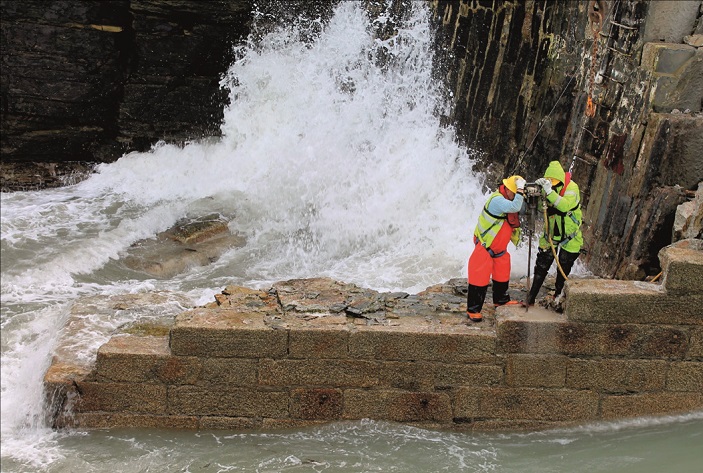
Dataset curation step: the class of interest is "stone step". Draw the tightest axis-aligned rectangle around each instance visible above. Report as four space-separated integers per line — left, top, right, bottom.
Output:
659 238 703 296
497 305 694 359
564 278 702 325
95 334 200 384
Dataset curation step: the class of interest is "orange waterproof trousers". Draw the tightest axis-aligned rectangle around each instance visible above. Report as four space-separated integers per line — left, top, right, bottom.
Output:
468 221 512 286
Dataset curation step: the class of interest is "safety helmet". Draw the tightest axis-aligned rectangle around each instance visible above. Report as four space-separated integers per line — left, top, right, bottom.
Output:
502 175 524 194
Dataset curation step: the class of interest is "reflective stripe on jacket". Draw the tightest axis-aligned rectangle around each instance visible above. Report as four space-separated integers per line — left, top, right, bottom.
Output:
540 179 583 253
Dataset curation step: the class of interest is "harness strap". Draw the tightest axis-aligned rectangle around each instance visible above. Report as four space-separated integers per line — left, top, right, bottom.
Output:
557 230 580 248
476 194 506 242
474 236 507 258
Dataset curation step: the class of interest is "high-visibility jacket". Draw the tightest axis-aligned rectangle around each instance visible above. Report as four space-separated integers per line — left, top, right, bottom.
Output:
474 191 521 256
540 178 583 253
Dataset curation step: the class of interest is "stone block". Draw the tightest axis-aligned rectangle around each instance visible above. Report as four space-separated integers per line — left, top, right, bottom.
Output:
496 309 600 355
343 389 452 422
170 308 288 357
168 385 288 417
659 239 703 296
496 308 571 354
642 1 701 44
641 42 697 75
96 335 201 384
689 327 703 360
43 362 88 428
289 326 349 359
452 387 485 420
199 416 261 430
657 45 697 75
349 323 496 363
375 361 435 391
476 388 599 422
258 359 379 388
635 326 689 359
565 279 702 325
74 382 167 414
652 52 703 112
566 359 667 393
431 363 503 389
667 362 703 391
200 358 258 387
506 355 567 388
290 388 343 420
43 361 89 387
673 184 703 242
75 413 198 429
601 392 703 419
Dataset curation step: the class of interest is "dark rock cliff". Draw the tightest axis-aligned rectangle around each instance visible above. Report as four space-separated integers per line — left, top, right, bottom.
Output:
431 0 702 279
1 0 251 188
1 0 701 279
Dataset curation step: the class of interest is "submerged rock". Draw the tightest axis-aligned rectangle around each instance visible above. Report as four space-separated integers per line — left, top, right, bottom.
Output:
123 215 245 278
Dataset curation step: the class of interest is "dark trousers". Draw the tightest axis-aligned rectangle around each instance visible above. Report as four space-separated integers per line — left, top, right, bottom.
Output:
526 247 580 304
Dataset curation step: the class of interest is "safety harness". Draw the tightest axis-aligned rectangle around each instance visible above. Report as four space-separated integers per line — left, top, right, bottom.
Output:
546 172 581 247
475 192 516 258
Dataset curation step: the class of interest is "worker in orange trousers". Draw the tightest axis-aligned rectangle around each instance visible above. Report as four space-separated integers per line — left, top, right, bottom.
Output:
467 175 526 322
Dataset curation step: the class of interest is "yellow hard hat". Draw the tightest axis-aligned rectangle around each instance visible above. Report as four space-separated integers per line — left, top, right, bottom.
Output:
502 175 524 194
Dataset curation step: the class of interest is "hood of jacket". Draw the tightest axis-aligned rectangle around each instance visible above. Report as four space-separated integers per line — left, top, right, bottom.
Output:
544 160 566 184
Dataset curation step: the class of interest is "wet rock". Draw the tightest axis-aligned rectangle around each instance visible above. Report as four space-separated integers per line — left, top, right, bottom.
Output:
123 215 245 278
673 182 703 241
1 0 252 176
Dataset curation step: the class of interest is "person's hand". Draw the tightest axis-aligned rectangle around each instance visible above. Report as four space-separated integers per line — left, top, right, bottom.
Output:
535 177 552 194
515 178 526 191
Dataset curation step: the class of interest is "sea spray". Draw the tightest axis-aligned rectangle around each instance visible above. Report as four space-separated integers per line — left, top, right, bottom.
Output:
0 2 530 469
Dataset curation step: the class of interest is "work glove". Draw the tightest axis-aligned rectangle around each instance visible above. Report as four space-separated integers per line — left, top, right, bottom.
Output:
535 177 552 194
515 178 526 191
511 228 522 247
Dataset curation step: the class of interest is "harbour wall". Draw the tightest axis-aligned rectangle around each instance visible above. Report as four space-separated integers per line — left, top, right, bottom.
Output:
44 239 703 431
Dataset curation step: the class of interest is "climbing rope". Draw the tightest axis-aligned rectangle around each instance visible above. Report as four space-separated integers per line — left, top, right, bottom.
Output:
543 202 570 281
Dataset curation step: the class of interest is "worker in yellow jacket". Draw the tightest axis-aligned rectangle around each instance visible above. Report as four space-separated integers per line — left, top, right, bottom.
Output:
524 161 583 306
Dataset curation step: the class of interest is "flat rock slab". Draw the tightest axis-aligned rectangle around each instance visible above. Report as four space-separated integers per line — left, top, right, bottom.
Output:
496 305 566 323
123 215 246 278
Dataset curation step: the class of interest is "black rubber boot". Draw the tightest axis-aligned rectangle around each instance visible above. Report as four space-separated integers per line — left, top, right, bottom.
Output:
527 248 553 304
554 249 580 296
526 272 546 305
492 280 510 305
467 284 488 314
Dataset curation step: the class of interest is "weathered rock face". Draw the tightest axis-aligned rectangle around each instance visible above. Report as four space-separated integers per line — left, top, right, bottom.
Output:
431 0 703 278
430 0 585 178
1 0 252 189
